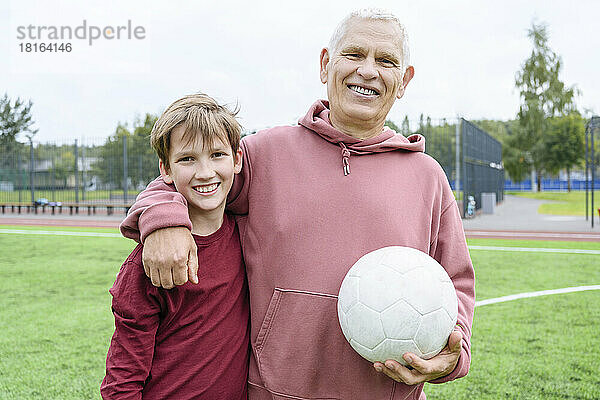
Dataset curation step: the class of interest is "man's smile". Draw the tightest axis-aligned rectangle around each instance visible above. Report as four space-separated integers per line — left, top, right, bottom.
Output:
347 84 380 96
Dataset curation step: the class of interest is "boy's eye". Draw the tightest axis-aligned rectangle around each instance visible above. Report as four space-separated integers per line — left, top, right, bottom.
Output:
178 156 193 162
212 151 227 158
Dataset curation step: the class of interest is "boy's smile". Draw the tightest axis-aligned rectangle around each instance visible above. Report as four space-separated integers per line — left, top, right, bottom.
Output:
159 124 242 234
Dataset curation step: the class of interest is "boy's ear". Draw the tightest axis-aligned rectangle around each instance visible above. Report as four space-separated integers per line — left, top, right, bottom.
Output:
233 148 243 174
158 159 174 184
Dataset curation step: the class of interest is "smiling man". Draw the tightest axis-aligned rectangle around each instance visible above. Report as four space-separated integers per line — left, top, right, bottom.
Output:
120 8 475 400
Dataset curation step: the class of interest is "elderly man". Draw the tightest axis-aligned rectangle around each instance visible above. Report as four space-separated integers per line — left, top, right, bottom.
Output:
121 9 474 399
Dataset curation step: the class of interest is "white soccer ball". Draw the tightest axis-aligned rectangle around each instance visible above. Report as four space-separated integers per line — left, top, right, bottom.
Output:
337 246 458 365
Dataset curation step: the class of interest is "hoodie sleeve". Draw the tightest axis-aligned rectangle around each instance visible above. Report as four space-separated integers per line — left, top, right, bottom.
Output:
428 190 475 384
119 177 191 243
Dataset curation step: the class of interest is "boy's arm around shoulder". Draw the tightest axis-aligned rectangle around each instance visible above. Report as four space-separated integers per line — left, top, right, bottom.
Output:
101 246 163 399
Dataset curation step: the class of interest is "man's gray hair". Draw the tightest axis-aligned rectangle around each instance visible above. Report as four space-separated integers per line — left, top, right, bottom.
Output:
328 8 410 72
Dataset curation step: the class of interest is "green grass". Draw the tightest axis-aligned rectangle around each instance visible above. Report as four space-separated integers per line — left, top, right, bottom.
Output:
0 228 134 399
508 190 600 216
0 227 599 399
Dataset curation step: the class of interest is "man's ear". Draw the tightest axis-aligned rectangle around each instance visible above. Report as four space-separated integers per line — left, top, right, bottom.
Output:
396 65 415 100
159 159 174 184
319 48 330 84
233 148 243 174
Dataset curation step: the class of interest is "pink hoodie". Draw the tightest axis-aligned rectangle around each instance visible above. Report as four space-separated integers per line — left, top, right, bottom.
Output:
121 100 475 400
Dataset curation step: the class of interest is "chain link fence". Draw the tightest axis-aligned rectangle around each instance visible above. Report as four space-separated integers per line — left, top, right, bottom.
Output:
0 136 158 213
0 117 502 217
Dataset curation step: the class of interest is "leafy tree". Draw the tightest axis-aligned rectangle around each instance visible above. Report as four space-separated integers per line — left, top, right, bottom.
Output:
0 93 38 145
401 116 410 136
539 114 585 191
92 114 159 191
514 21 577 191
384 119 401 133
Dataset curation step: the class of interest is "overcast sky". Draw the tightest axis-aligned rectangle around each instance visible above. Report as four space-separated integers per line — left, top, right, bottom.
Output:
1 0 598 144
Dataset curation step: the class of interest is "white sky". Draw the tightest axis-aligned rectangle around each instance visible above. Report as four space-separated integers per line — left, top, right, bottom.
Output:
1 0 598 144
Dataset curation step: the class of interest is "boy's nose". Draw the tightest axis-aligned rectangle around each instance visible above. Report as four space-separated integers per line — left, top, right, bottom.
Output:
194 161 216 180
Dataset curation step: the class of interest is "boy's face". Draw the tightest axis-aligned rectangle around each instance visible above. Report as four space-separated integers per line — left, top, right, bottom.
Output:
159 125 242 219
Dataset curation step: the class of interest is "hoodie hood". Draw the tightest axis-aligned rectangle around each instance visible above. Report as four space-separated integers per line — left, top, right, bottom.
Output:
298 99 425 155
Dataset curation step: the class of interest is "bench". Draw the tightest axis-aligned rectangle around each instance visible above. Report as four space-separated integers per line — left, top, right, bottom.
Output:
0 202 131 215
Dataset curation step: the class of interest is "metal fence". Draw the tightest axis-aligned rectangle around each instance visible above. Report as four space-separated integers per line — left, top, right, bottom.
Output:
460 118 504 216
0 117 502 217
0 137 159 209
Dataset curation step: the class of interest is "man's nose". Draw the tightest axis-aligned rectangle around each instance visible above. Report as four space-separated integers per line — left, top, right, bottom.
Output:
356 57 378 79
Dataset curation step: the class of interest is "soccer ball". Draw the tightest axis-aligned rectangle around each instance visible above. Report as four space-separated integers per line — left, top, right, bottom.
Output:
337 246 458 365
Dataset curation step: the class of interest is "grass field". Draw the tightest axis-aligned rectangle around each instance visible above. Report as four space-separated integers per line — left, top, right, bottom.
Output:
0 226 599 399
509 190 600 216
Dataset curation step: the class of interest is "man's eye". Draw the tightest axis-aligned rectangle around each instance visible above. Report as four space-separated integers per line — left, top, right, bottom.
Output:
378 59 397 67
344 53 361 59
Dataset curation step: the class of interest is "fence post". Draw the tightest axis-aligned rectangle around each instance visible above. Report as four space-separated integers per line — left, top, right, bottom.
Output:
81 145 86 201
455 117 460 203
74 139 79 203
123 136 128 203
585 124 589 221
29 138 34 204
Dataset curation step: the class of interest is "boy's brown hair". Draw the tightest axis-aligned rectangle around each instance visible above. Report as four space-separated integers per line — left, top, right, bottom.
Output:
151 93 241 169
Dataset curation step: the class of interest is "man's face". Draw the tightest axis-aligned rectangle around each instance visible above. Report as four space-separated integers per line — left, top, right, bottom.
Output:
320 18 413 136
159 125 242 221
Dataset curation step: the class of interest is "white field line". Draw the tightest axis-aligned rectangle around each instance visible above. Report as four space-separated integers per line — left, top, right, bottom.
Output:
466 231 600 240
476 285 600 307
2 229 599 308
1 229 599 254
0 228 121 238
469 245 600 255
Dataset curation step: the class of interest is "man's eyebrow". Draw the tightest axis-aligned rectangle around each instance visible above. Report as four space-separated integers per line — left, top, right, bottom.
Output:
339 44 364 54
377 51 401 64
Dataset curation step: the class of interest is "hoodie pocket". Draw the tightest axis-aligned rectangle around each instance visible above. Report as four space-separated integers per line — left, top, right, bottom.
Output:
253 288 411 400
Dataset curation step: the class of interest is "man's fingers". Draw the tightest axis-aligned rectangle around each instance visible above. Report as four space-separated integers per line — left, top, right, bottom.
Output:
149 267 161 287
382 360 422 385
448 330 463 353
159 268 175 290
188 243 199 284
172 264 188 286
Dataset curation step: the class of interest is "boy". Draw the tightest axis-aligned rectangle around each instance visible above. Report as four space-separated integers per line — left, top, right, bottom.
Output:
101 94 249 399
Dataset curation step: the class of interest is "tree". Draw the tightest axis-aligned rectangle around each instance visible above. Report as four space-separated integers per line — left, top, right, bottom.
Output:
92 114 159 190
0 93 38 144
384 119 401 133
401 116 410 136
539 114 585 191
514 21 577 191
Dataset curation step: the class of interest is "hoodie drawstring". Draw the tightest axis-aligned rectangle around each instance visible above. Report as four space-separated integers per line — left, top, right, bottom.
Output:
340 143 350 176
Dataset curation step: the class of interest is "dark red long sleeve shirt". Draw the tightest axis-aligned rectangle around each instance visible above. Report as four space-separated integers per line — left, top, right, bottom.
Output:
101 213 249 400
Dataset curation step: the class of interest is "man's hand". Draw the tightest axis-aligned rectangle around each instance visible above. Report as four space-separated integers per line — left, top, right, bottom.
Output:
142 227 198 289
373 330 462 385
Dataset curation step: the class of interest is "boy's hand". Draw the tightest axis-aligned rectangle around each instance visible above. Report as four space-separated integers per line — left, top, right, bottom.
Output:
142 227 199 289
373 330 462 385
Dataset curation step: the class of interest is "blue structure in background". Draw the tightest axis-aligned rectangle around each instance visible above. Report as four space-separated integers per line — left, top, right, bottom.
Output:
504 179 600 191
